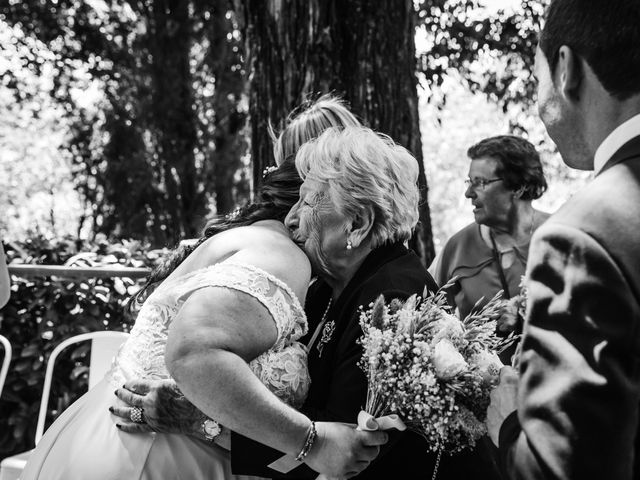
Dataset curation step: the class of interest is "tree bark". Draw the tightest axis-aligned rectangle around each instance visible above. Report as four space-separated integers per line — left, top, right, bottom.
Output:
208 0 249 217
238 0 434 265
149 0 201 242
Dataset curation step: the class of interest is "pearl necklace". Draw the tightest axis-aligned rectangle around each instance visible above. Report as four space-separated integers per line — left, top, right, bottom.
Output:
320 298 332 324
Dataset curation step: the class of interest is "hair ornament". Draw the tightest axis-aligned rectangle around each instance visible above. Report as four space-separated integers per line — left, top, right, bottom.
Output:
225 207 242 221
262 165 279 178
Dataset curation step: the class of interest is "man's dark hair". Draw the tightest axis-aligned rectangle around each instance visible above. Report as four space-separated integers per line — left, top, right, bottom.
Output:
467 135 547 200
539 0 640 100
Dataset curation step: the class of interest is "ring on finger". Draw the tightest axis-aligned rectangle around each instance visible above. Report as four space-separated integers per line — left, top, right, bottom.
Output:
130 406 145 424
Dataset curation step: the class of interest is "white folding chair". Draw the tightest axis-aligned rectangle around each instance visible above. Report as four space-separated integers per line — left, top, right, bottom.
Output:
0 331 129 480
0 334 12 398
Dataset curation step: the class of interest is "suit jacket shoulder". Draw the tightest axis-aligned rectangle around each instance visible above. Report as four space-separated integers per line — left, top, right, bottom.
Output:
499 137 640 480
548 152 640 304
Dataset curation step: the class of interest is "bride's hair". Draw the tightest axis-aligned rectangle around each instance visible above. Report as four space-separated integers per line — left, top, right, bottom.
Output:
270 93 362 167
131 94 360 307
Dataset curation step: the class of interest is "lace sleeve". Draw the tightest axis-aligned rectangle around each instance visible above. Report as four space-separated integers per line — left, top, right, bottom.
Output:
171 262 307 347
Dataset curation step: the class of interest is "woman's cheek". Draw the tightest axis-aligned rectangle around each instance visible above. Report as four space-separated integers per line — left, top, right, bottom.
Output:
308 231 332 275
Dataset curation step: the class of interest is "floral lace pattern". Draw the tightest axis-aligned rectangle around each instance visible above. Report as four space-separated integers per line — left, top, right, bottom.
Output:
107 261 310 408
250 342 310 408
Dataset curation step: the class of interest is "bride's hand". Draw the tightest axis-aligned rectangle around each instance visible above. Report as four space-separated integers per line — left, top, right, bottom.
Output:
110 379 207 439
304 422 388 479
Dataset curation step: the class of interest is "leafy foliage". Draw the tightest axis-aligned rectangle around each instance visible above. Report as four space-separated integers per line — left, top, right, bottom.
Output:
0 235 163 459
0 0 550 247
0 21 86 239
417 0 548 116
0 0 249 246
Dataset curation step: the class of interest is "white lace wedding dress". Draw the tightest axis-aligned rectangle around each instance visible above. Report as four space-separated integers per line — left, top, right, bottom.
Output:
21 261 310 480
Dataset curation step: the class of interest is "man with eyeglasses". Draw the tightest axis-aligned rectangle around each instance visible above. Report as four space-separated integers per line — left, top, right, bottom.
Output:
430 135 549 337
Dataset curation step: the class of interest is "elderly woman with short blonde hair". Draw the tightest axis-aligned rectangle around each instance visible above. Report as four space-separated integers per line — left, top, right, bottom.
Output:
286 126 421 285
235 125 441 479
294 126 419 246
266 126 499 480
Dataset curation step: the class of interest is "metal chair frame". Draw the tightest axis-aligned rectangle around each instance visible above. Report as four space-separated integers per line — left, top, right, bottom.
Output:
0 334 12 398
34 331 129 444
0 331 128 480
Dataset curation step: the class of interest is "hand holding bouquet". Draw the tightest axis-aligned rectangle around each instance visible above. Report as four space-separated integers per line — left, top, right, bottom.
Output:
358 289 507 462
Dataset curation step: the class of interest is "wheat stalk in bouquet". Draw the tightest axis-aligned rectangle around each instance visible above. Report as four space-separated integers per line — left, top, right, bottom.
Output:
358 287 510 476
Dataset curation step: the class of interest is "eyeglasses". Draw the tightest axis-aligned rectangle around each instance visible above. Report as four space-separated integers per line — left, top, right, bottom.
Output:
464 178 503 190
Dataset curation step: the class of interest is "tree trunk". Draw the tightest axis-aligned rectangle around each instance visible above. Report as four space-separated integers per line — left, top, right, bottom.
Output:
238 0 434 265
100 0 204 247
208 0 250 217
149 0 201 243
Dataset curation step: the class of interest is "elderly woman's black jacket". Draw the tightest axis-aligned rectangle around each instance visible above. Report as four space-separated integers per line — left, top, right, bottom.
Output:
230 242 499 480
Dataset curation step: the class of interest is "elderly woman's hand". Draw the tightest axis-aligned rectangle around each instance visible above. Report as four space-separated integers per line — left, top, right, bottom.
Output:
111 379 206 437
305 422 388 479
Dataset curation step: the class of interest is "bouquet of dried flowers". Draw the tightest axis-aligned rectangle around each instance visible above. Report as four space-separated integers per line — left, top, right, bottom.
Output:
358 288 508 464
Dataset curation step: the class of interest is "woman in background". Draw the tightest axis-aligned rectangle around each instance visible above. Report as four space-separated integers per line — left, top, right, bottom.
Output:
431 135 549 328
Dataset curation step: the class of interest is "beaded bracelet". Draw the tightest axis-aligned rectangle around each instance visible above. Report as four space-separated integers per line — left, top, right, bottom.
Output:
294 421 318 462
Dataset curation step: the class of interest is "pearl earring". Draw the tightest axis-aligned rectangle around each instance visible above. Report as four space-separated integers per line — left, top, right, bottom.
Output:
346 240 353 250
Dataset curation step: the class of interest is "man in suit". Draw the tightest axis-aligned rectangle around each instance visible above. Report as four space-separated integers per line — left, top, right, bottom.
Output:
486 1 640 479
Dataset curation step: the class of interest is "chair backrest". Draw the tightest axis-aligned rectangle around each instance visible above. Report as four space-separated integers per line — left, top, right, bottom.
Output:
0 334 12 398
35 331 129 444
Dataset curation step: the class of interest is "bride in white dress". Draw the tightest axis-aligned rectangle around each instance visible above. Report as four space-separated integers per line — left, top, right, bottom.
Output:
21 96 383 480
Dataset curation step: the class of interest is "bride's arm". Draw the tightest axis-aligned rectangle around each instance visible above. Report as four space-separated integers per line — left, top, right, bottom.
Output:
164 241 312 454
164 287 386 478
112 238 312 446
166 286 307 449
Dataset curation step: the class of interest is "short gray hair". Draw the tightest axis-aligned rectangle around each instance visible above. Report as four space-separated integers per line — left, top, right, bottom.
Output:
295 126 419 248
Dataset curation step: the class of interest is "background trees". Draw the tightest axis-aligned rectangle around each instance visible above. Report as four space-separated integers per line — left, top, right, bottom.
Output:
1 0 563 265
237 0 433 260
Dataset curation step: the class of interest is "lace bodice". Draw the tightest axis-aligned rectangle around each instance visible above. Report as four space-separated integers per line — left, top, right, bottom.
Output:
107 261 310 407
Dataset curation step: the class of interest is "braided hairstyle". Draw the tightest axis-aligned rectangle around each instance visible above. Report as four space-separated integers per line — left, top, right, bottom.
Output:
132 94 360 306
